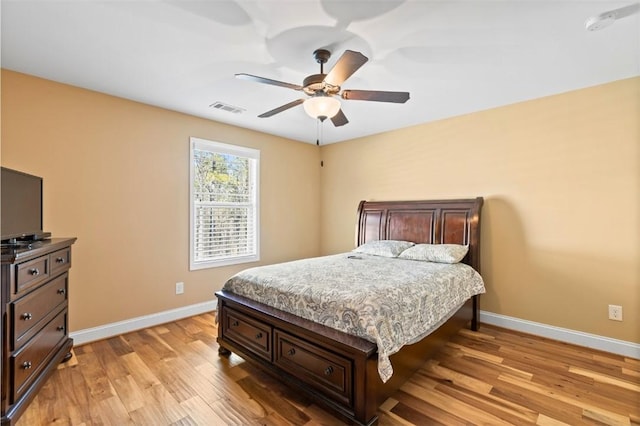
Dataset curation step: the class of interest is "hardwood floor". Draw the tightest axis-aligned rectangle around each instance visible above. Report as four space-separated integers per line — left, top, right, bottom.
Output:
17 313 639 425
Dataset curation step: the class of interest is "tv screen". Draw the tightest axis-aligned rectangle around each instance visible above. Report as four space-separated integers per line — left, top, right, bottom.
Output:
1 167 44 242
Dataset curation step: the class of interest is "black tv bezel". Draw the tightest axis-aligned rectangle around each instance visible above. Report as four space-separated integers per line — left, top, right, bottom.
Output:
1 167 47 244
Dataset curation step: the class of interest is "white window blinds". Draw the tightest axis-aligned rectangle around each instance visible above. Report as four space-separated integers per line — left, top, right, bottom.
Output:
189 138 260 270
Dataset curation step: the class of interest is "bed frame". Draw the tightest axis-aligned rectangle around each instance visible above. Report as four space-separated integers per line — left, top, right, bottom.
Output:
216 197 483 425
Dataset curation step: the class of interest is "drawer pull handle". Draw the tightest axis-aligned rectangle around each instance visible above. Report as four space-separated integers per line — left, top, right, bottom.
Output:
57 288 66 295
324 366 334 376
22 361 32 370
29 268 40 276
57 326 65 332
231 320 239 327
255 332 263 339
288 348 296 356
21 313 33 320
55 257 65 263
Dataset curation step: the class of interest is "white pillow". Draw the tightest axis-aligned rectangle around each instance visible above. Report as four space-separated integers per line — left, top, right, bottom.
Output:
398 244 469 264
353 240 415 258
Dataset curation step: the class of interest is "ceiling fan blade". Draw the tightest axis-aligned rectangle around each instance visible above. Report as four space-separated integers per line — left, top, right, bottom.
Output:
341 90 410 103
236 73 302 91
324 50 368 87
331 109 349 127
258 99 305 118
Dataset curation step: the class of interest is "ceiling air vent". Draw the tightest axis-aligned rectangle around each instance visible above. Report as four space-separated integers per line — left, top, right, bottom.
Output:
209 102 245 114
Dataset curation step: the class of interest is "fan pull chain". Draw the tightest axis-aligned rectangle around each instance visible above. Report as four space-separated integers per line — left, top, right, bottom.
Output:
316 118 323 146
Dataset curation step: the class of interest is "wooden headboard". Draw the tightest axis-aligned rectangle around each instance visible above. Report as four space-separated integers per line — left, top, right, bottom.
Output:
356 198 484 272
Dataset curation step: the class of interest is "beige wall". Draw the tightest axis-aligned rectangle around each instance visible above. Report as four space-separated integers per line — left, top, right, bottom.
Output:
1 70 321 331
319 77 639 343
3 69 638 344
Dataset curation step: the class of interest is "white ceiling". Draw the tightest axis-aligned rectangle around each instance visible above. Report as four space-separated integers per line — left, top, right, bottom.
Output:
2 1 638 145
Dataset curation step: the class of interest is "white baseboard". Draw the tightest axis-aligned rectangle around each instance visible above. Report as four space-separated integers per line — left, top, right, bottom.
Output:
70 303 639 360
70 300 218 346
480 311 640 359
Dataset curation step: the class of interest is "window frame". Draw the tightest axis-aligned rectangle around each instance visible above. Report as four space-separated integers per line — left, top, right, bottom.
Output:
189 137 260 270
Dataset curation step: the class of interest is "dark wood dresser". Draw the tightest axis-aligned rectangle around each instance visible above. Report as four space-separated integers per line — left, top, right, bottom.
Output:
1 238 76 425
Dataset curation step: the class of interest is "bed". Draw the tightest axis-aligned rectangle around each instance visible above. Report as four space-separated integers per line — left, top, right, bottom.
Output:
215 197 484 425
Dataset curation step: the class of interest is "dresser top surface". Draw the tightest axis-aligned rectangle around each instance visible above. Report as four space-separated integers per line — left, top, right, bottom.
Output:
1 238 77 264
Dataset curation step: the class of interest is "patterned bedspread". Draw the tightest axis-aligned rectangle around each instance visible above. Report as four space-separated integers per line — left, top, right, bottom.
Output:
222 253 486 382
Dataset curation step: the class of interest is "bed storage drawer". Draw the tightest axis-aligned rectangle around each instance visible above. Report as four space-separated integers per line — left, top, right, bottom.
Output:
222 308 272 361
274 330 353 406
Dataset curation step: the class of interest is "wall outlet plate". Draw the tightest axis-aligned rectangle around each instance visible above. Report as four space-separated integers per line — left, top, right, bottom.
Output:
176 282 184 295
608 304 622 321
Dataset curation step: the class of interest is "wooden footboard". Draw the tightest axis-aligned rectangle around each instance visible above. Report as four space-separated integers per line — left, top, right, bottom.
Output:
216 290 478 425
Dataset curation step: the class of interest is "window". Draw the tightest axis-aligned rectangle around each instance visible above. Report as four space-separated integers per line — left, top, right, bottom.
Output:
189 137 260 270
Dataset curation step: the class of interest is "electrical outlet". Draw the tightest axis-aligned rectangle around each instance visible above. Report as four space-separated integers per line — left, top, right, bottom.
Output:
608 304 622 321
175 282 184 295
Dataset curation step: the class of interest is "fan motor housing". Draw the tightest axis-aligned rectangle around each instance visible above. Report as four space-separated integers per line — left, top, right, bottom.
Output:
302 74 340 96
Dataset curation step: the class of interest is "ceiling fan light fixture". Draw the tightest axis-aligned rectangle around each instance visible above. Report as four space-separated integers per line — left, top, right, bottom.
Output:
238 49 409 127
303 94 341 120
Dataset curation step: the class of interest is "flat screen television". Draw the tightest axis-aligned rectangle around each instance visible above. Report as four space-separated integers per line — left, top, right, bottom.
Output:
1 167 50 244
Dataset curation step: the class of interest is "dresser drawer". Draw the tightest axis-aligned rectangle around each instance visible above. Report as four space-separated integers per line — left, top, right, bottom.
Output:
15 255 50 295
223 308 272 361
11 273 68 350
275 330 353 406
49 247 71 277
11 310 68 402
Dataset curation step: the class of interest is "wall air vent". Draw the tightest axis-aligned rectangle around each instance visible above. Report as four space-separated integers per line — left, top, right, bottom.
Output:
209 102 245 114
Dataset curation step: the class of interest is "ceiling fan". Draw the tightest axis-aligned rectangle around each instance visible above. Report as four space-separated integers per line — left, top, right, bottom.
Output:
585 2 639 31
236 49 410 127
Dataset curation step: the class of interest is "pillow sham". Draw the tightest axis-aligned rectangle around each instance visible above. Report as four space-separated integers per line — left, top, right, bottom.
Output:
352 240 415 258
398 243 469 264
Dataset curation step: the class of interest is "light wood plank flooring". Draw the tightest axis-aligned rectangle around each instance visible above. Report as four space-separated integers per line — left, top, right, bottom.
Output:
17 313 640 425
